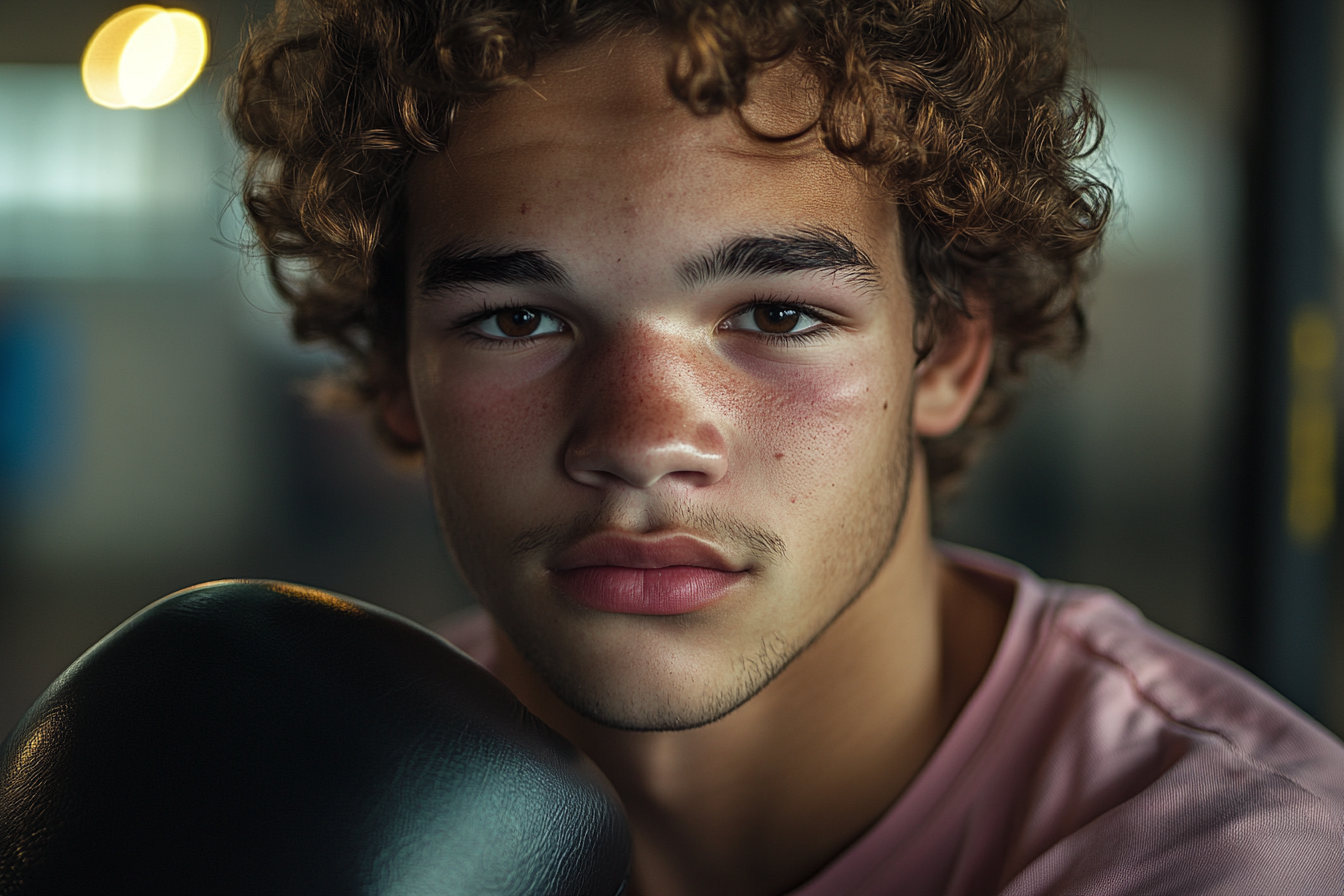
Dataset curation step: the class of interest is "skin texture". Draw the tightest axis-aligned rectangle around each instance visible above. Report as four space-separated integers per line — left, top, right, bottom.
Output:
386 35 1009 896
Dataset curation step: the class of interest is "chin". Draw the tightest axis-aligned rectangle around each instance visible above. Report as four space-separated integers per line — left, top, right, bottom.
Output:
515 625 799 732
550 676 753 733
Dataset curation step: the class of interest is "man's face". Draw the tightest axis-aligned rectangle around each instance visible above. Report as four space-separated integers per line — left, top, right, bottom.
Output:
396 36 922 731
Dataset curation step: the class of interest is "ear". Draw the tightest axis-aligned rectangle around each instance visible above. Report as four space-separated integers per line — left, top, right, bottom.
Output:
379 380 424 449
912 307 994 438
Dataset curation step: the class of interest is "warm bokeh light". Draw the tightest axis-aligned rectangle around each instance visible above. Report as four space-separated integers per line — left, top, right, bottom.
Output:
82 6 208 110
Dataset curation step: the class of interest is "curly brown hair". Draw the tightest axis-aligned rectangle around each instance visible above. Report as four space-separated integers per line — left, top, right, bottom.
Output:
230 0 1109 490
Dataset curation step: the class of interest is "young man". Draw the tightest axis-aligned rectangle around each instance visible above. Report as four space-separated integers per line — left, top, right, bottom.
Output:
231 1 1344 893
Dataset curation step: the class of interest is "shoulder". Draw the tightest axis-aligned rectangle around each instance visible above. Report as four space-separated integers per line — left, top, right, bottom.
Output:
792 550 1344 896
993 568 1344 894
1044 580 1344 805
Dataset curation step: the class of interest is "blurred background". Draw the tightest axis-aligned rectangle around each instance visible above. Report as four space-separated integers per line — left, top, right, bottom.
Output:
0 0 1340 738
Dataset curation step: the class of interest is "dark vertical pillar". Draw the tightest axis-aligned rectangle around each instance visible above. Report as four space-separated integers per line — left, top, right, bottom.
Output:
1235 0 1337 716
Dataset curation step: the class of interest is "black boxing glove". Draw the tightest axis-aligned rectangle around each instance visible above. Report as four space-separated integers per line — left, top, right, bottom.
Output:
0 580 631 896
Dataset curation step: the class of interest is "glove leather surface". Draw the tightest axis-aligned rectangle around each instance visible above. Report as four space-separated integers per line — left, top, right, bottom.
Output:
0 580 632 896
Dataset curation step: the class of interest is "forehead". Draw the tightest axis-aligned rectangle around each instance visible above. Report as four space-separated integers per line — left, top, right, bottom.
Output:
405 34 899 277
440 32 822 156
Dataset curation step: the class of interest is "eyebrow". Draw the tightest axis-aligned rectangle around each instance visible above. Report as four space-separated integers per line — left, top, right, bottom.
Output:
414 226 882 297
416 242 569 295
679 227 881 291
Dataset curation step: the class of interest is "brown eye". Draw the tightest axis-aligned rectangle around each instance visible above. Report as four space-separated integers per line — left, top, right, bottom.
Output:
723 303 827 341
496 308 541 337
753 305 801 334
475 308 564 341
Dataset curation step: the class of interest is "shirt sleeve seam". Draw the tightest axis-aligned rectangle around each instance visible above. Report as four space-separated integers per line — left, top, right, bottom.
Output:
1051 607 1344 830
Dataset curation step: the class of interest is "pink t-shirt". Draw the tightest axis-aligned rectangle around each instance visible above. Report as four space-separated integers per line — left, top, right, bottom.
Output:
440 546 1344 895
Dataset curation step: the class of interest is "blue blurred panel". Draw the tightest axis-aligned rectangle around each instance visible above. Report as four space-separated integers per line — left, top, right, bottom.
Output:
0 299 73 506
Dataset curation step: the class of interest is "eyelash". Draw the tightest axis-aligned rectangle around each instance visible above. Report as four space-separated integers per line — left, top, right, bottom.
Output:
453 297 838 347
726 296 837 346
454 302 564 349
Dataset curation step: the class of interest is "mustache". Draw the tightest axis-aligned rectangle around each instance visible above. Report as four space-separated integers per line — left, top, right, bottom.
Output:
509 502 788 564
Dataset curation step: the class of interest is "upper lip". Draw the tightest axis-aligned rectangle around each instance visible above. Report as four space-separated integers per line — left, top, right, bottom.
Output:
552 532 744 572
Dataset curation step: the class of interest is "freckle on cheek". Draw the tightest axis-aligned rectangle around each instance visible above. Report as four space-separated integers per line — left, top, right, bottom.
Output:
448 385 549 472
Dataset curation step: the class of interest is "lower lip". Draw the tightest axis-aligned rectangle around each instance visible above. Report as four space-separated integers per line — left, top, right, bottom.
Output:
553 566 745 615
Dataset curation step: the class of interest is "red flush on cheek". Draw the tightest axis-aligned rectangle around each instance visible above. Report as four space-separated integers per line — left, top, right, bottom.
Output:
758 361 876 415
743 360 889 456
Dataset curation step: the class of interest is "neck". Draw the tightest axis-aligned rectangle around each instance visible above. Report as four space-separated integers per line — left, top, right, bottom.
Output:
492 463 1007 896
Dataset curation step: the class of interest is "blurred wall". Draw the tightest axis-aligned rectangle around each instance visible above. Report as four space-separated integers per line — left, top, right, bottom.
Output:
0 4 474 736
940 0 1248 661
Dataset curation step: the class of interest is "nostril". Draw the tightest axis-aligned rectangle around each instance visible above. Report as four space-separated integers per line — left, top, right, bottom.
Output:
563 416 728 490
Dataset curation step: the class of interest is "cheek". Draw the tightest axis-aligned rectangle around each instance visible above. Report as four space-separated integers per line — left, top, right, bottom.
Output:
411 348 566 504
738 352 913 613
738 352 906 506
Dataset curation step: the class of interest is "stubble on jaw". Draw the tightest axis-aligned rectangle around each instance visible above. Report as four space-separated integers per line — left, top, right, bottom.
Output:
477 406 917 733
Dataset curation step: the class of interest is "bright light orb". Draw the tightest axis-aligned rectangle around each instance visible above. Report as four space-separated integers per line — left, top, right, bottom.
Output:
82 6 209 110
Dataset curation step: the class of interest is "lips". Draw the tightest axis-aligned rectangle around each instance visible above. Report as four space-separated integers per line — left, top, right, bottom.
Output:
551 533 748 615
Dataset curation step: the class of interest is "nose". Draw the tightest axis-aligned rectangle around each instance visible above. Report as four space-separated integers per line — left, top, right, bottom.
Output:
564 334 729 491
